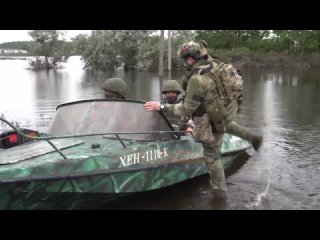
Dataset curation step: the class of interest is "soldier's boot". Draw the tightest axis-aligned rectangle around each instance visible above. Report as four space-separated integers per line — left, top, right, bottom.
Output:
212 189 227 201
226 121 263 151
250 135 263 151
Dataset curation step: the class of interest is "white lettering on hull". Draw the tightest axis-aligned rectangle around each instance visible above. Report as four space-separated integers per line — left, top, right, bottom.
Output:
118 147 169 168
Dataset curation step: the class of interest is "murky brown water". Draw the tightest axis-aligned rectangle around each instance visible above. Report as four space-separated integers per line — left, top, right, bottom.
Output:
1 56 320 209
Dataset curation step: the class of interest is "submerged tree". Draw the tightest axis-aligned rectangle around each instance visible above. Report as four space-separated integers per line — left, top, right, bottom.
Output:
73 30 118 70
73 30 157 71
28 30 68 70
73 30 197 71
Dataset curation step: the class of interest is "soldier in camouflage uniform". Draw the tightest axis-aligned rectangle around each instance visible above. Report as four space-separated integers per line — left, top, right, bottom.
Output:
161 80 193 134
103 78 128 99
144 40 263 201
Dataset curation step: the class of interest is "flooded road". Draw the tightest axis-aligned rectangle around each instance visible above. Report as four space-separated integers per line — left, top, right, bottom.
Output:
1 56 320 209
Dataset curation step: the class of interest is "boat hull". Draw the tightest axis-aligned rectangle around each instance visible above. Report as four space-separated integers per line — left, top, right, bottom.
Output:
0 100 253 209
0 149 246 210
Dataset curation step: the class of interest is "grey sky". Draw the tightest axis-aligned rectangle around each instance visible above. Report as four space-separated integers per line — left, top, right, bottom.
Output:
0 30 92 44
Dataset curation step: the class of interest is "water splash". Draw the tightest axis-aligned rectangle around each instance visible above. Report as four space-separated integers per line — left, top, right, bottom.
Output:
246 178 271 209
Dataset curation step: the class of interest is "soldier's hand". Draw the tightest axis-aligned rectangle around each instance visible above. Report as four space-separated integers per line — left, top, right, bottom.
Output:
144 101 161 111
186 127 193 136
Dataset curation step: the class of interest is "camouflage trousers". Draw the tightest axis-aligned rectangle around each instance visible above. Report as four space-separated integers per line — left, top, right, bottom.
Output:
226 121 254 144
193 114 227 191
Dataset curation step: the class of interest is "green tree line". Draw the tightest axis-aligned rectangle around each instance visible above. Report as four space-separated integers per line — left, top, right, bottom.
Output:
2 30 320 70
0 41 36 52
72 30 320 71
195 30 320 54
0 39 75 56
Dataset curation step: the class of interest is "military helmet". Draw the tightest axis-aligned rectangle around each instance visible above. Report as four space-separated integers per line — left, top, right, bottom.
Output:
162 80 182 94
103 78 128 98
178 40 208 60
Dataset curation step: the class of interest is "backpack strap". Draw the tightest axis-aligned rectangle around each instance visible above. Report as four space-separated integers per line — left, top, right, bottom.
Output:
205 63 227 103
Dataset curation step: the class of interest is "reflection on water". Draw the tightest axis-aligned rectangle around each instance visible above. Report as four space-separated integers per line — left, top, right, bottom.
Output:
1 56 320 209
0 57 182 132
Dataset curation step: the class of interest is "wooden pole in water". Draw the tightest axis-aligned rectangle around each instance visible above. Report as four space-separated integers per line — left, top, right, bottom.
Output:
168 30 172 79
159 30 164 78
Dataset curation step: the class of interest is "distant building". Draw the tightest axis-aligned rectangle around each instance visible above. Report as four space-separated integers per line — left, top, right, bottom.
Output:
0 48 28 54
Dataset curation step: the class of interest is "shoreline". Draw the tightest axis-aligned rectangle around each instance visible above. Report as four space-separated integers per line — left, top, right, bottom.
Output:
0 56 29 60
1 53 320 69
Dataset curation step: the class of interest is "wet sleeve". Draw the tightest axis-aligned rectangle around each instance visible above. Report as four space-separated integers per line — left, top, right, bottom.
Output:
164 74 206 117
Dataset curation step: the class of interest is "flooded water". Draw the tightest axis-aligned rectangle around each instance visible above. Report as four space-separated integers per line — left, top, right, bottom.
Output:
1 56 320 210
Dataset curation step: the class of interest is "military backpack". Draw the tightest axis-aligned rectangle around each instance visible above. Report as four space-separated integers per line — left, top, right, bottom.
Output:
201 60 243 106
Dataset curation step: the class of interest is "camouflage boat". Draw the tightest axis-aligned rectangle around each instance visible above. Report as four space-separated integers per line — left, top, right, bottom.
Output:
0 99 251 210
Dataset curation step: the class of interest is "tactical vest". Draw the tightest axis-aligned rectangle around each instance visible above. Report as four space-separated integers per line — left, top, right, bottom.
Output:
190 60 240 133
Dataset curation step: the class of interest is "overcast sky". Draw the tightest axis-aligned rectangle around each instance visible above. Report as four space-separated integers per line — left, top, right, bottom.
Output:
0 30 92 44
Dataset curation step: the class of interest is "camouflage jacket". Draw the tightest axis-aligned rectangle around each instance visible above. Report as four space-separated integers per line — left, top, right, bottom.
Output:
161 98 191 131
162 58 241 133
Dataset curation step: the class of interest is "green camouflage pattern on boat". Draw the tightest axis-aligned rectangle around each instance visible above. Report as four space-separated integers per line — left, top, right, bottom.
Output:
0 100 251 209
